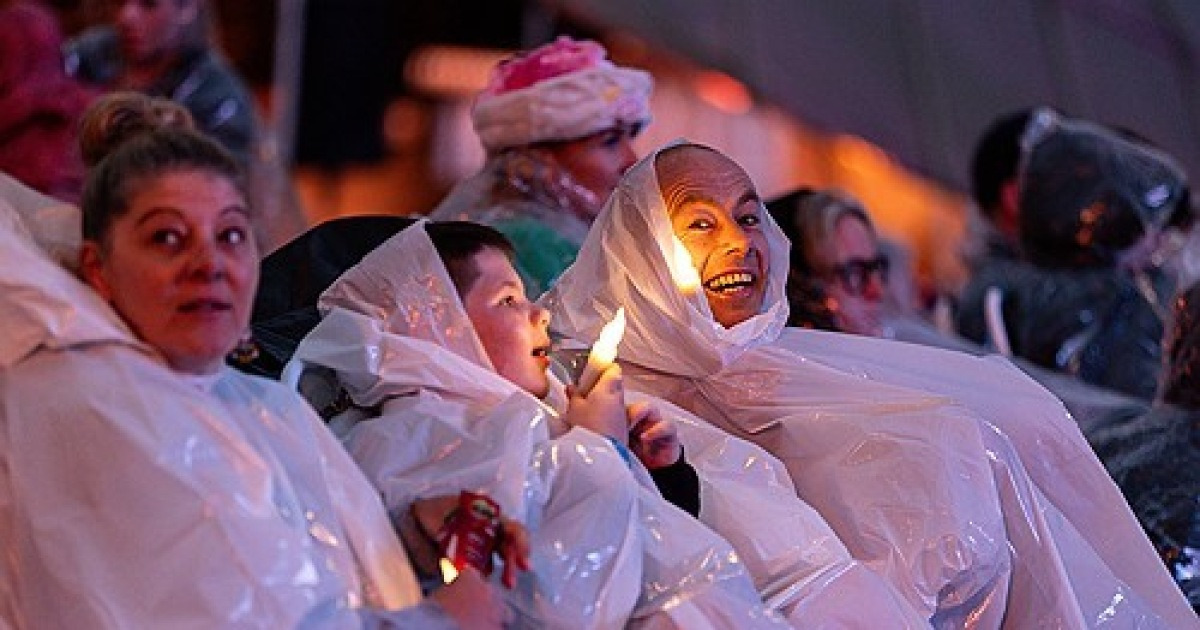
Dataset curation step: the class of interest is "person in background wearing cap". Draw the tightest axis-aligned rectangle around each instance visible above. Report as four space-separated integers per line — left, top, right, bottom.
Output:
429 36 652 297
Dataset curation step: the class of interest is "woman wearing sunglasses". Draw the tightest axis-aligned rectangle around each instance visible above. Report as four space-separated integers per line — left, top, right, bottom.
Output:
766 188 894 336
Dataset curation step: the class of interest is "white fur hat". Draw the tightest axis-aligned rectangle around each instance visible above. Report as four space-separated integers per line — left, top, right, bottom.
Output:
472 37 653 153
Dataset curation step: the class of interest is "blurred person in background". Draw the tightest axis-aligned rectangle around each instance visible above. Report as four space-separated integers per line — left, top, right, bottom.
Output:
766 188 896 337
65 0 258 164
429 35 652 297
961 108 1035 267
955 109 1191 400
1086 280 1200 613
0 0 95 203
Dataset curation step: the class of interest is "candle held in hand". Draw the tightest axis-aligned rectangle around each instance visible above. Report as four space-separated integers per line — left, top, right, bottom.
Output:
668 236 701 296
576 307 626 396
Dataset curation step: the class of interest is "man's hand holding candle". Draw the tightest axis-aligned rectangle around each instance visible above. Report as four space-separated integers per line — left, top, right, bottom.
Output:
628 402 682 469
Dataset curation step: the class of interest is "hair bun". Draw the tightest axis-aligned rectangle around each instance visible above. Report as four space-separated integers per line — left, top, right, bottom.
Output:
79 92 195 168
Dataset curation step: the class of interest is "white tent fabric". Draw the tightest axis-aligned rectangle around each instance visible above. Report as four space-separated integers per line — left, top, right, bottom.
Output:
541 141 1195 627
549 0 1200 192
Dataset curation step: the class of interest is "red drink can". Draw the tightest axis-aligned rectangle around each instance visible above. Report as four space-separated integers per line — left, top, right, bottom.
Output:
436 491 502 576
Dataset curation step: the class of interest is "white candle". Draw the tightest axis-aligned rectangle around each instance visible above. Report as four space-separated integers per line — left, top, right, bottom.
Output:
576 307 626 396
439 557 459 584
668 236 701 296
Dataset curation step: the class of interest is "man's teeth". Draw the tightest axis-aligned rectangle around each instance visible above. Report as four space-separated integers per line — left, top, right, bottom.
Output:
705 272 754 292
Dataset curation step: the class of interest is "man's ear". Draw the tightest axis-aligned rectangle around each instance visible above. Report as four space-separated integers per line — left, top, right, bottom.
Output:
79 241 114 301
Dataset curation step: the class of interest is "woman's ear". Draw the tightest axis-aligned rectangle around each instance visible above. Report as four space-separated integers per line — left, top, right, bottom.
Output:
79 241 114 301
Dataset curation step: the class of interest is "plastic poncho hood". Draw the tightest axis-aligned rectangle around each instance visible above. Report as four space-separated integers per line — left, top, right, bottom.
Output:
542 140 791 377
0 197 130 368
1018 108 1189 270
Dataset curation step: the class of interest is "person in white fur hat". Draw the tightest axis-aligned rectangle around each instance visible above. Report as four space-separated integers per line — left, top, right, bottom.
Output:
429 35 652 297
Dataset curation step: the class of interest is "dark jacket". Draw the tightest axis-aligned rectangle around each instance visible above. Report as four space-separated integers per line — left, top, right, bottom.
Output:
956 258 1167 400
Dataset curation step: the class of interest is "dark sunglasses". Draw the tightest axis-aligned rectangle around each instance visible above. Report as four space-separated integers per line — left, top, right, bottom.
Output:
829 255 889 295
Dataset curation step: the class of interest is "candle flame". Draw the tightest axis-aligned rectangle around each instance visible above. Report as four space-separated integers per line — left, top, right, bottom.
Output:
440 558 459 584
591 307 626 364
669 236 701 294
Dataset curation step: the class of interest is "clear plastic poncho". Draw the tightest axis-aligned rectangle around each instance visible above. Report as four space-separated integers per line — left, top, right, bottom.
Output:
292 220 786 629
542 141 1196 628
624 390 930 627
1016 109 1188 271
0 200 441 628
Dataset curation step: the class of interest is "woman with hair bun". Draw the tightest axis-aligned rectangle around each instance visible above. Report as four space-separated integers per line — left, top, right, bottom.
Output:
0 92 505 629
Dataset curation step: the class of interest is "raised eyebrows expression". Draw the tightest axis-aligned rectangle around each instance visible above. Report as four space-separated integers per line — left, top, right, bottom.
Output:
128 205 252 250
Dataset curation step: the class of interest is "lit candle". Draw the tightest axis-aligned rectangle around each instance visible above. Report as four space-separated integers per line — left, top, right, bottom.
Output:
668 236 701 296
576 307 626 396
440 557 459 584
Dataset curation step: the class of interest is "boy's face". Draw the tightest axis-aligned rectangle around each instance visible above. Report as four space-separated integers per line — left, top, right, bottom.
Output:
460 248 553 398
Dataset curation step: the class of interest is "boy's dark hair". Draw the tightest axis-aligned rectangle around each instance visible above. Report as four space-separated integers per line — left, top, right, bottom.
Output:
425 221 516 295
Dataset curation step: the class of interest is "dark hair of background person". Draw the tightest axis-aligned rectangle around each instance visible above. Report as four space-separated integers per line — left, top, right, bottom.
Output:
970 109 1034 217
79 92 245 242
425 220 516 296
765 188 841 331
1161 282 1200 408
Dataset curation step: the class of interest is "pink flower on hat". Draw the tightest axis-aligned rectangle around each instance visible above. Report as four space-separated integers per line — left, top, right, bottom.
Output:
482 36 609 96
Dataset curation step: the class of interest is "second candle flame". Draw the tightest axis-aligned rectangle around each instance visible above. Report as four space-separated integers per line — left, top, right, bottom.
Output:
669 236 701 295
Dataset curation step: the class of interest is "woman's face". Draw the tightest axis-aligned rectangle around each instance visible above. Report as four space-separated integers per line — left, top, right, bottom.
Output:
658 146 769 328
540 125 639 219
81 169 258 375
110 0 197 67
825 215 887 336
461 247 553 398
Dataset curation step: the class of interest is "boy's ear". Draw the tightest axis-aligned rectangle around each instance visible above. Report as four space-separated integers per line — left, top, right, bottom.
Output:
79 241 114 301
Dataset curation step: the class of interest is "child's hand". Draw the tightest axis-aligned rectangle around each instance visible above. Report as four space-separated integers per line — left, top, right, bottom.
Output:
628 402 682 469
564 363 628 445
431 566 507 629
497 517 531 589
